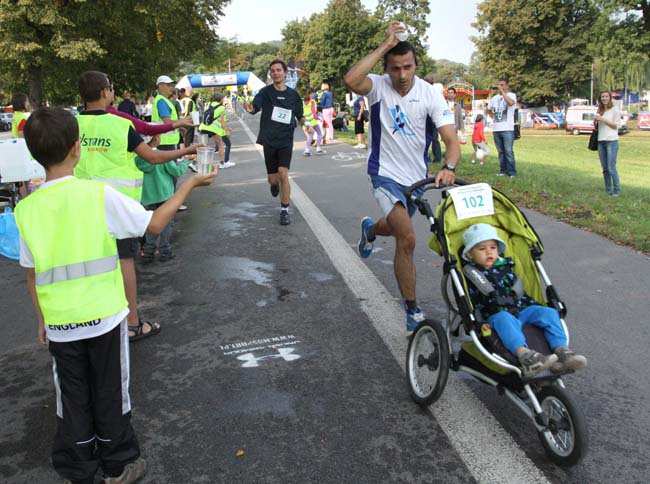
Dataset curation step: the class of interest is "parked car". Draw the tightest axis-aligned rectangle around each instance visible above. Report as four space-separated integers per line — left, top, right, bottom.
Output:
0 113 13 132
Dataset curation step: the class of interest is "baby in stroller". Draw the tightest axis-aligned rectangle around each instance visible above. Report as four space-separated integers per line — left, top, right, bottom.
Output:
462 223 587 377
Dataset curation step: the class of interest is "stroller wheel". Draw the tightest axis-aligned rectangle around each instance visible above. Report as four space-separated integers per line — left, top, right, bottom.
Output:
536 384 588 466
406 319 450 406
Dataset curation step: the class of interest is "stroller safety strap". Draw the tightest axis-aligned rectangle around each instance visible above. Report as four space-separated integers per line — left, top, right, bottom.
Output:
462 264 525 300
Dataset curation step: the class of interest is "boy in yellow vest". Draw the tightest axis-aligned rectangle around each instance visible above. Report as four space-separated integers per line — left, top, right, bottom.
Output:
15 107 216 484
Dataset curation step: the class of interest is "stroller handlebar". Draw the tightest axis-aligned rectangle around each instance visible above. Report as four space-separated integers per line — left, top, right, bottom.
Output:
404 175 468 199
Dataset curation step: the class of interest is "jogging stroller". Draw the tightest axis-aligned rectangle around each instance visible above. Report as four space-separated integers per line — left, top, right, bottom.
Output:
404 177 587 467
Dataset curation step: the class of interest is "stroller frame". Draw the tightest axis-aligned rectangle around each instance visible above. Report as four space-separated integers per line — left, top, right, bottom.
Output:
404 177 587 467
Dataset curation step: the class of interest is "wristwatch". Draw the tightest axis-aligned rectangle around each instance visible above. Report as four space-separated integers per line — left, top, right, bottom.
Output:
443 163 456 172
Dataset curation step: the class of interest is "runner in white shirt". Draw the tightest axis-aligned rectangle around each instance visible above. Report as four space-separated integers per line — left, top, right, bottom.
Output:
344 21 460 334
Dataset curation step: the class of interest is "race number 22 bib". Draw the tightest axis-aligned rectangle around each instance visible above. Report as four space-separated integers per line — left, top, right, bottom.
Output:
271 106 292 124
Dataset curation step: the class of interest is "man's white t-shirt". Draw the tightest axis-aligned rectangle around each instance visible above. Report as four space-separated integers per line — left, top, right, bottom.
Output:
487 92 517 132
366 74 454 187
19 176 153 342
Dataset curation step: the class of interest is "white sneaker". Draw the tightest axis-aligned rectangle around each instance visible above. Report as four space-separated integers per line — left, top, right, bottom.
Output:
354 143 367 149
218 162 226 169
188 162 198 172
304 150 311 156
316 148 326 154
222 161 236 168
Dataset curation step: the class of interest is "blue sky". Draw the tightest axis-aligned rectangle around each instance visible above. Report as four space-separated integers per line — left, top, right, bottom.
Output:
217 0 479 65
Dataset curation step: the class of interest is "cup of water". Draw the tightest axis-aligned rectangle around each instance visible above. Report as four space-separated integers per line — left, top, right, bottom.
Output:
198 133 209 146
191 111 200 125
196 147 215 174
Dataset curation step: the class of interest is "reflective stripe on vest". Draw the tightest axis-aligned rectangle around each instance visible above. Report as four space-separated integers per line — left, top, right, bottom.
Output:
303 101 317 126
12 111 28 138
36 255 119 286
14 178 127 325
74 113 143 201
152 94 179 146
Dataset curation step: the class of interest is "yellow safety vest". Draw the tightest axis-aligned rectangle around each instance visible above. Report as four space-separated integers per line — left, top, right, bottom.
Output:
303 100 317 126
15 178 127 325
11 111 28 138
152 94 179 146
198 102 227 136
74 113 143 201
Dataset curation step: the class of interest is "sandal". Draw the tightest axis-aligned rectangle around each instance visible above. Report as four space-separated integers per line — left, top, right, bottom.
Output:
128 319 161 342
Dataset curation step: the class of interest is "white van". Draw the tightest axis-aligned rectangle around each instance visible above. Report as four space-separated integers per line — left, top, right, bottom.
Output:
565 105 628 135
566 105 596 135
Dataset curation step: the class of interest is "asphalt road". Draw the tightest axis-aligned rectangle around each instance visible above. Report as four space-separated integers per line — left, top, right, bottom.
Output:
1 113 649 483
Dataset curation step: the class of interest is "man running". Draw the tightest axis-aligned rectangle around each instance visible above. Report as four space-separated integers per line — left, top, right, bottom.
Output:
344 21 460 334
244 59 303 226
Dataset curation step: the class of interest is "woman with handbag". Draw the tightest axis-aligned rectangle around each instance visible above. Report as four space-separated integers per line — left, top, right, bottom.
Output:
594 90 621 196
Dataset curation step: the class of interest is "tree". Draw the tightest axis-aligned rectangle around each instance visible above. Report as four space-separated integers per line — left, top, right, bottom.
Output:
473 0 599 106
0 0 231 106
283 0 381 99
375 0 433 77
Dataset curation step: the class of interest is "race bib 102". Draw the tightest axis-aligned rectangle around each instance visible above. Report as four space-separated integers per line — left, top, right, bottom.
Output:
448 183 495 220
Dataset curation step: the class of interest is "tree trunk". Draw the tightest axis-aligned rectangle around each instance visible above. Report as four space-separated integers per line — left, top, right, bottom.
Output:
28 64 44 107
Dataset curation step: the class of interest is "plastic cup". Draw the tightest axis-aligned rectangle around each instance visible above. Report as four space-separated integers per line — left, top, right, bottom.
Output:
396 22 409 42
198 133 209 146
191 111 200 125
196 147 215 174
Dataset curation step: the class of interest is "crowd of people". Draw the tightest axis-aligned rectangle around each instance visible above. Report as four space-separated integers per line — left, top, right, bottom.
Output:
3 19 610 484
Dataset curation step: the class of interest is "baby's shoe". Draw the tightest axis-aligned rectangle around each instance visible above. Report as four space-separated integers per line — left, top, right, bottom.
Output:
551 346 587 373
518 349 558 377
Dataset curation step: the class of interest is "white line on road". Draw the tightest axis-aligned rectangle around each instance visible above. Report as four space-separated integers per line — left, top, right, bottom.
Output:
237 118 550 484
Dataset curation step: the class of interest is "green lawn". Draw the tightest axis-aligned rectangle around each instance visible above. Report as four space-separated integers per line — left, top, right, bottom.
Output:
335 127 650 254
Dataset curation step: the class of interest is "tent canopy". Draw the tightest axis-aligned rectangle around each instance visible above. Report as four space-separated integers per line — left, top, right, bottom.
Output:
176 72 265 94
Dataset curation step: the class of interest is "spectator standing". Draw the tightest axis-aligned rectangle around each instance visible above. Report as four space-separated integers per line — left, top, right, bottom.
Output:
320 82 335 141
198 92 235 169
353 94 367 149
486 77 517 177
446 87 465 137
423 79 443 164
74 71 197 342
302 88 324 156
10 92 31 138
16 107 216 484
344 23 460 334
244 58 304 226
471 114 489 164
135 134 194 263
594 90 621 196
117 91 138 119
142 96 153 122
9 93 31 199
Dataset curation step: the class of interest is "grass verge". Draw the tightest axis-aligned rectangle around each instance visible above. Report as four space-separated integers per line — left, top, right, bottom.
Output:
334 127 650 254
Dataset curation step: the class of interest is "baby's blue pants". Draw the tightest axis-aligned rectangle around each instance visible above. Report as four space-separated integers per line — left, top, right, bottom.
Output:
488 305 567 354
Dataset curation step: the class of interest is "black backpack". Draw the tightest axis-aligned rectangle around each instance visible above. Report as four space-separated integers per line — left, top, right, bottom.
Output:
202 103 218 125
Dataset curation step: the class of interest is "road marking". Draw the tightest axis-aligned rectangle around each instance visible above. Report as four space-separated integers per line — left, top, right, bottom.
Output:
237 117 551 484
237 347 301 368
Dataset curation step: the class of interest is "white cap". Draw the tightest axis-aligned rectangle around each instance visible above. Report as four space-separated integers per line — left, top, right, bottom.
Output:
156 75 175 85
462 223 506 261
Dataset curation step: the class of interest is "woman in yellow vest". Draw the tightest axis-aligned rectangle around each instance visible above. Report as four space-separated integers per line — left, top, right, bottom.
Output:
302 88 325 156
198 92 235 168
9 92 31 199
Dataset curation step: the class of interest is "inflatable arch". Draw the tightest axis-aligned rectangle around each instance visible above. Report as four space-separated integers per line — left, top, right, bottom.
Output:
175 72 266 94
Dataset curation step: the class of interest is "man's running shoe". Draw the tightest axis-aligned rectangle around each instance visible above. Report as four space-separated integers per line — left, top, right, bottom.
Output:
357 217 375 258
270 183 280 197
304 150 311 157
280 210 291 225
222 161 236 168
218 162 226 169
518 349 558 377
177 204 188 212
188 162 198 173
405 305 426 335
316 148 326 154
